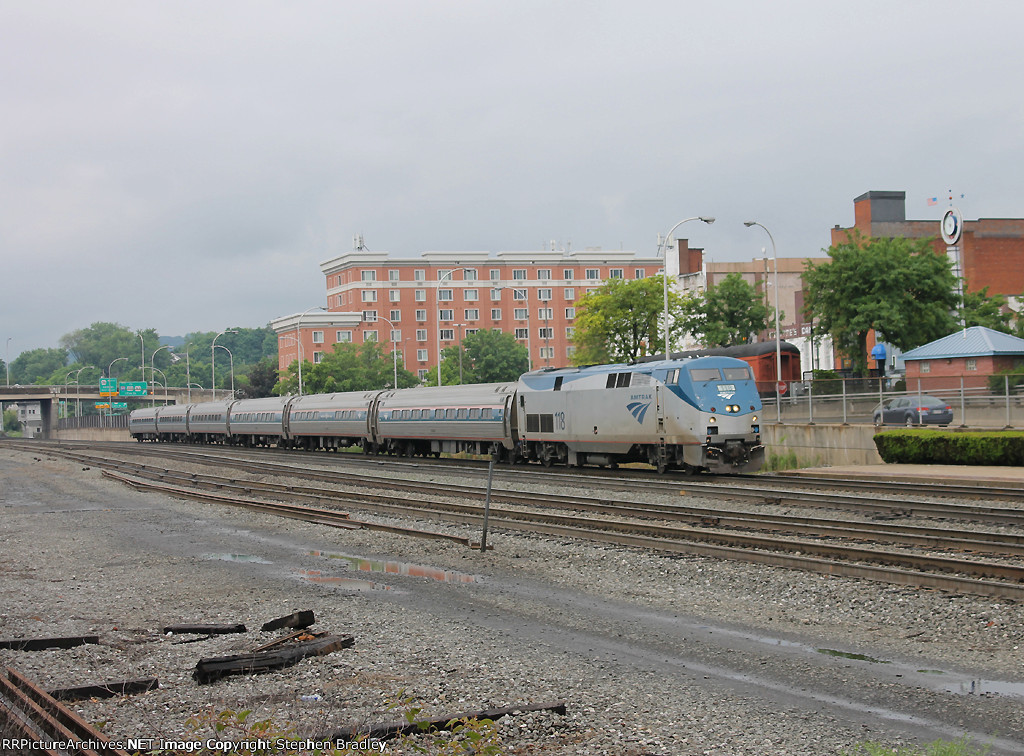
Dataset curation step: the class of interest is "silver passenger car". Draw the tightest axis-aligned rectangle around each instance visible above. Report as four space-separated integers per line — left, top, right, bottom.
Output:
186 401 233 443
129 407 159 441
155 403 190 442
228 396 290 446
286 391 378 451
374 383 517 457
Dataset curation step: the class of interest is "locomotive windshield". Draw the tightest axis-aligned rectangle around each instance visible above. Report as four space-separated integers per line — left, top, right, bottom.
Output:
721 367 752 380
689 368 721 381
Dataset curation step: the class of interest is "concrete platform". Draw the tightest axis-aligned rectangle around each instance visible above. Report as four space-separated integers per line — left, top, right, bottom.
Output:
784 463 1024 488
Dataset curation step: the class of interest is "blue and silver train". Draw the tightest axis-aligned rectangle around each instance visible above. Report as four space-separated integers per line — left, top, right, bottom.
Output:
130 356 764 473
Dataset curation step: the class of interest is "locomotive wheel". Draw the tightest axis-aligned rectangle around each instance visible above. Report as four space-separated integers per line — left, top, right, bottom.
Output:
540 447 554 467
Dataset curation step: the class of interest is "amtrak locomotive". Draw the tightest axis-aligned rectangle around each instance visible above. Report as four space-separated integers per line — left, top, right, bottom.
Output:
130 356 764 474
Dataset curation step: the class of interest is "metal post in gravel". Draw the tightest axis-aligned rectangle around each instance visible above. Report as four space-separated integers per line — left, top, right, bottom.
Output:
1006 375 1012 428
842 379 848 425
807 381 813 424
480 456 495 552
960 376 967 428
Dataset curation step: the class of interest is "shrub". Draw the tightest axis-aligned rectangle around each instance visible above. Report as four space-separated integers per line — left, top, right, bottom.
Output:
874 429 1024 465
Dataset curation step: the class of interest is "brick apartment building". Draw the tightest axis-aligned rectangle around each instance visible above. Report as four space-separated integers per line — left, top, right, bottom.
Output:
272 246 673 382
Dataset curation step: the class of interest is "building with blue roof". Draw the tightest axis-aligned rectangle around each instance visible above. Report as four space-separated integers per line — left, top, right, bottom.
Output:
902 327 1024 389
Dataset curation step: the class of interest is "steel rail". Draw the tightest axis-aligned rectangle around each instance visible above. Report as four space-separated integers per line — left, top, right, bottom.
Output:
90 455 1024 601
55 447 1024 557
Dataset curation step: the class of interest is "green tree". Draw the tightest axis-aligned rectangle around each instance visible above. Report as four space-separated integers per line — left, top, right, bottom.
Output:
571 276 688 364
960 287 1013 333
234 357 281 399
432 329 529 385
683 272 774 347
10 348 69 384
275 341 417 395
3 408 21 433
59 323 161 379
803 232 958 375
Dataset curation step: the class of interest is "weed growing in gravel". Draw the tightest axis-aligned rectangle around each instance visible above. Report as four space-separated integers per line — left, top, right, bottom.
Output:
842 734 992 755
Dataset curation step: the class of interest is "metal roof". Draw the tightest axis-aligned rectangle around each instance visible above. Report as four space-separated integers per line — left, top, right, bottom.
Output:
901 327 1024 360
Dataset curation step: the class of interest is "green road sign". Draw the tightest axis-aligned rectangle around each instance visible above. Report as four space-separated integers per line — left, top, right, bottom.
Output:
110 402 128 409
99 377 118 396
119 381 148 397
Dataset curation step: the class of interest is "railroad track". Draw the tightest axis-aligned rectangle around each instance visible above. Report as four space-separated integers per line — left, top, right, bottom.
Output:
0 667 130 755
24 443 1024 601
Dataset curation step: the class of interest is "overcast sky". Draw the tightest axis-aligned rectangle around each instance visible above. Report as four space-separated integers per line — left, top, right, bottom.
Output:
2 1 1021 360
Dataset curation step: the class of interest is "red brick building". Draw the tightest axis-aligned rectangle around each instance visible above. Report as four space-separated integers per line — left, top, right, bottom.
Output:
831 191 1024 297
272 247 668 382
901 327 1024 391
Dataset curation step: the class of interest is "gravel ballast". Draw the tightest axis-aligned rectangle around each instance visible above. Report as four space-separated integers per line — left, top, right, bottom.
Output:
1 446 1022 755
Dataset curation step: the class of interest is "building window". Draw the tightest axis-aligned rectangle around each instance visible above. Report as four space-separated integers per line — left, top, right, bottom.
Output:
437 269 452 281
439 309 454 321
538 327 554 339
565 307 575 319
514 308 528 320
417 368 428 380
336 330 351 343
966 358 977 371
513 288 528 300
585 269 600 280
362 310 377 321
389 329 401 343
491 308 502 320
515 328 528 339
513 269 527 280
361 290 377 302
463 269 478 281
464 289 478 301
465 328 478 336
389 289 401 302
564 287 575 300
438 289 453 301
465 309 479 320
920 361 931 373
388 269 400 281
414 269 425 281
361 270 377 281
537 269 551 280
489 269 501 280
439 328 454 341
363 330 378 342
390 309 401 322
635 269 645 279
313 351 323 364
490 288 502 301
537 288 552 301
565 326 575 338
415 289 426 301
539 346 555 359
312 331 324 344
417 350 428 362
567 345 576 357
416 309 427 322
609 269 623 279
416 329 428 341
538 308 553 320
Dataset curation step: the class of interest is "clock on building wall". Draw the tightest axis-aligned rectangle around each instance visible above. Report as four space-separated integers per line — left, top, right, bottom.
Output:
941 207 963 245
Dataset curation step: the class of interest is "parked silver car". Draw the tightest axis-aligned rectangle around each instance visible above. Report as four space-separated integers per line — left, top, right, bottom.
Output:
872 395 953 426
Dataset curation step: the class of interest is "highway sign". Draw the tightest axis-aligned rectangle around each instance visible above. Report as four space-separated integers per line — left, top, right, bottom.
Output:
99 378 118 396
119 382 148 397
110 402 128 410
94 403 110 409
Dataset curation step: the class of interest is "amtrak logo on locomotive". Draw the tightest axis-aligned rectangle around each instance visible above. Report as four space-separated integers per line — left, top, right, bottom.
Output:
626 401 651 423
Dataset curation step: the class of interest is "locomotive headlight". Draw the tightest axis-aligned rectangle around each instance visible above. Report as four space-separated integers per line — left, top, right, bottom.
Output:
708 416 716 423
752 415 758 423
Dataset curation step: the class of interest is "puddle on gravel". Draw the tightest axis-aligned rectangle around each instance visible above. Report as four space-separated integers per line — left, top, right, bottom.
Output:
204 553 271 564
298 569 392 591
942 678 1024 697
307 550 481 584
817 648 891 664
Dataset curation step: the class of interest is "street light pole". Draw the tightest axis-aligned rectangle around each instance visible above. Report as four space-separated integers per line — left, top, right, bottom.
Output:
214 345 235 399
657 216 715 359
744 221 782 420
211 329 237 401
436 268 472 386
295 306 327 396
5 337 11 386
150 345 170 408
363 313 399 388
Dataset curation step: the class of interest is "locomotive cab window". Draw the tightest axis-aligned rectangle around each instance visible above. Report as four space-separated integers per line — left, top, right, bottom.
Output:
722 367 751 380
689 368 721 381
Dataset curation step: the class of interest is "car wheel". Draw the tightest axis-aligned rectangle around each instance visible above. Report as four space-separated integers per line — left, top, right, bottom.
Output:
873 415 881 425
905 415 915 427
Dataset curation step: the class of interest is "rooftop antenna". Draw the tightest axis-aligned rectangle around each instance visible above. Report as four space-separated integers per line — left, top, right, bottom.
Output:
353 234 367 251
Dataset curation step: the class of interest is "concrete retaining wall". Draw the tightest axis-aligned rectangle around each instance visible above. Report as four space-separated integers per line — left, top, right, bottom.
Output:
762 422 882 467
54 428 132 442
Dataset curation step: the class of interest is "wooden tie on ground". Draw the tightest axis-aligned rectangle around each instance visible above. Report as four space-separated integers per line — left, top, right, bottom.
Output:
193 634 353 684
